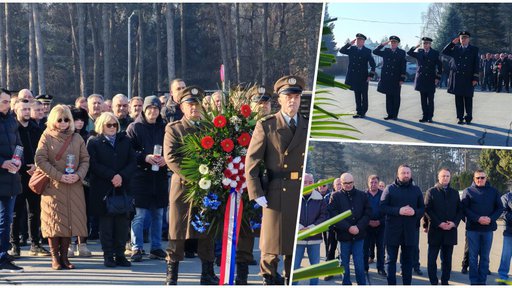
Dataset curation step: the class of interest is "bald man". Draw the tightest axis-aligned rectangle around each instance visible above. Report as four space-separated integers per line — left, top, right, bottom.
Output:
17 89 34 101
328 173 370 285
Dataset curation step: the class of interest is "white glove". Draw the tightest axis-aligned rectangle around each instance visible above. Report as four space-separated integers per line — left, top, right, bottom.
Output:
255 196 268 208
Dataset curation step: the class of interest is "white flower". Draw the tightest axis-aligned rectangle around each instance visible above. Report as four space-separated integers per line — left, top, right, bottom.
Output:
230 116 241 125
239 163 244 170
199 178 212 190
233 156 241 164
228 163 234 169
198 164 209 175
230 168 238 175
222 178 232 186
230 182 237 188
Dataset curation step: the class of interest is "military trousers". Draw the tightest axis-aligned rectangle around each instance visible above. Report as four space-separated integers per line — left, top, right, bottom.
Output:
166 237 215 262
236 235 255 263
260 252 292 279
420 92 435 120
385 93 401 118
353 86 369 116
455 94 473 122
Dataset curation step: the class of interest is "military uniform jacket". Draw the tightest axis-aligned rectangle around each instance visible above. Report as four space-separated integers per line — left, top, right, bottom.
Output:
163 118 202 240
373 45 406 95
380 179 425 246
441 42 479 96
407 47 442 94
424 183 463 246
339 43 376 91
245 112 307 255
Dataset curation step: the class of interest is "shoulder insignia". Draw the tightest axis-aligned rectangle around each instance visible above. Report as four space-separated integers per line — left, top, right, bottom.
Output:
169 120 181 126
260 114 276 122
301 114 309 119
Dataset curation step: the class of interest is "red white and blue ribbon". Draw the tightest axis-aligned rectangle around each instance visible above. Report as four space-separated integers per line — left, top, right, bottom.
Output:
219 188 243 285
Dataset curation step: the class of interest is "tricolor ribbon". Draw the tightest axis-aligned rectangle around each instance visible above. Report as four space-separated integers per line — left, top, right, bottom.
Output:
219 188 243 285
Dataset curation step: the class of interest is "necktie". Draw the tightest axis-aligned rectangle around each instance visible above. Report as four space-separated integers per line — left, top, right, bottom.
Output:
289 118 296 134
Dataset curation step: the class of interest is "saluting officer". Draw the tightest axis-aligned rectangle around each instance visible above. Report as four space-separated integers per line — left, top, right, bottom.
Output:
163 86 218 285
407 37 442 123
245 75 308 285
373 36 407 120
441 31 480 125
339 33 376 118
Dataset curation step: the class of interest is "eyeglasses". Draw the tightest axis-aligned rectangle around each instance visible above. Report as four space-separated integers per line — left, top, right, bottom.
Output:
342 182 354 185
475 176 486 180
105 123 118 129
57 118 70 123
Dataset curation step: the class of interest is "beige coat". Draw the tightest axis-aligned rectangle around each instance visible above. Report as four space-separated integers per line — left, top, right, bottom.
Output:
245 112 308 255
163 118 202 240
35 129 89 238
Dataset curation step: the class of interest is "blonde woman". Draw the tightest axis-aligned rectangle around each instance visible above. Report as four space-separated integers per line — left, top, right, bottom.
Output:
35 105 89 270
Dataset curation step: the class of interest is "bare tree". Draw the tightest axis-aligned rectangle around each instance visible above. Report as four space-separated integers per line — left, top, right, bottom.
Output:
214 4 230 88
33 3 45 94
155 4 162 91
421 3 446 39
137 9 144 97
78 4 87 97
234 3 241 83
261 3 269 85
180 4 186 79
29 6 37 92
0 4 4 87
166 4 176 85
88 5 100 93
103 4 112 98
5 3 13 89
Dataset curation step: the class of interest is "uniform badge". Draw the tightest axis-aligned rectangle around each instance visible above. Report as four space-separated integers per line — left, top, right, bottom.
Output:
258 87 266 94
288 78 297 85
191 88 198 95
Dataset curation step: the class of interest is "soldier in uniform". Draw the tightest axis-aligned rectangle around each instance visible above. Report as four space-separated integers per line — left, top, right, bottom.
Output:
339 33 376 118
35 94 53 119
163 86 218 285
373 36 407 120
407 37 442 123
245 75 308 285
441 31 479 125
249 85 273 119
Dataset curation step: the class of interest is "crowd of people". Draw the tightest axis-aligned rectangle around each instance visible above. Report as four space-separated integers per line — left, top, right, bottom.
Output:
341 30 512 126
0 74 307 286
296 166 512 285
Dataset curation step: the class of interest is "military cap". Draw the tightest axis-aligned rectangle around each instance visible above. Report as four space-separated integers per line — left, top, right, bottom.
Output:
178 86 204 104
274 76 305 95
250 85 272 103
143 95 161 111
356 33 367 40
421 37 433 43
389 35 400 42
35 94 53 104
458 31 471 37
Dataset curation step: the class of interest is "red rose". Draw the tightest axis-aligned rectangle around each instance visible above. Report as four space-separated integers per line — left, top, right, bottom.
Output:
220 138 235 153
213 115 227 128
200 136 215 150
237 132 251 147
240 104 251 118
223 169 233 178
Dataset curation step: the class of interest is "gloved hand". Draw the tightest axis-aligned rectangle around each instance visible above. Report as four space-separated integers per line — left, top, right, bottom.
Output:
255 196 268 208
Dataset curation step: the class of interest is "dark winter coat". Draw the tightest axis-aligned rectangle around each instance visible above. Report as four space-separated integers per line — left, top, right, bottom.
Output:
86 132 137 217
501 192 512 237
407 47 442 94
17 119 42 183
373 45 407 95
0 111 22 197
328 187 371 242
339 43 376 91
424 183 463 246
380 178 424 246
298 190 328 242
126 114 169 209
461 181 503 232
441 42 480 96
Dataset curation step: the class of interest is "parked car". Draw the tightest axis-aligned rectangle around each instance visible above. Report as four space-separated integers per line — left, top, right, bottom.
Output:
372 62 417 82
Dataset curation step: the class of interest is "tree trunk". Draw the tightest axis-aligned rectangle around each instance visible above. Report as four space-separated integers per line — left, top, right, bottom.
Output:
155 4 162 91
235 3 241 83
68 4 79 96
88 5 100 94
225 4 234 83
29 6 37 93
78 4 86 97
180 4 186 79
5 3 14 89
137 10 144 97
102 4 111 98
33 3 45 94
261 3 269 86
0 4 4 87
166 4 176 86
214 4 231 88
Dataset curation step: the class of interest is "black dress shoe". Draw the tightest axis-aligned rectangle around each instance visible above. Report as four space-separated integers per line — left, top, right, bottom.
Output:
461 266 468 274
391 117 398 120
457 120 465 125
419 119 427 123
378 270 387 277
384 116 392 120
353 114 361 118
465 120 471 125
427 119 433 123
360 114 366 118
414 268 423 275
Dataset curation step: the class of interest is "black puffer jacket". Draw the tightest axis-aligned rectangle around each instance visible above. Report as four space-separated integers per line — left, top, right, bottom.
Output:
328 187 371 242
126 114 168 209
0 111 22 197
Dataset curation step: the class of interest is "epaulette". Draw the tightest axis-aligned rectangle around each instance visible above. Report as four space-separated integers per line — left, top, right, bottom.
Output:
169 120 181 126
301 114 309 119
260 114 276 122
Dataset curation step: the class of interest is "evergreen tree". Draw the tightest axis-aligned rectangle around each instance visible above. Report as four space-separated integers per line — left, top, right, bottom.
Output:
323 4 338 55
479 149 508 192
433 4 462 50
306 141 347 181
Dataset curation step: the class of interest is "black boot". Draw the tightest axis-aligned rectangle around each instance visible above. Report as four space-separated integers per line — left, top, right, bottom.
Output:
200 261 218 285
235 262 249 285
208 261 220 282
262 274 274 285
165 261 179 285
275 273 285 285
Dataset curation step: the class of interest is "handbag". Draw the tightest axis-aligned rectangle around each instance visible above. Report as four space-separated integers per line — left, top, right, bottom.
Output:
104 188 134 215
29 134 74 195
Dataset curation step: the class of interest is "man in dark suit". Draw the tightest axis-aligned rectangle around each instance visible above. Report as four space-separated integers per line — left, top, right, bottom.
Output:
339 33 376 118
424 168 463 285
441 31 480 125
495 53 511 93
482 53 494 92
373 36 407 120
380 164 425 285
407 37 442 123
